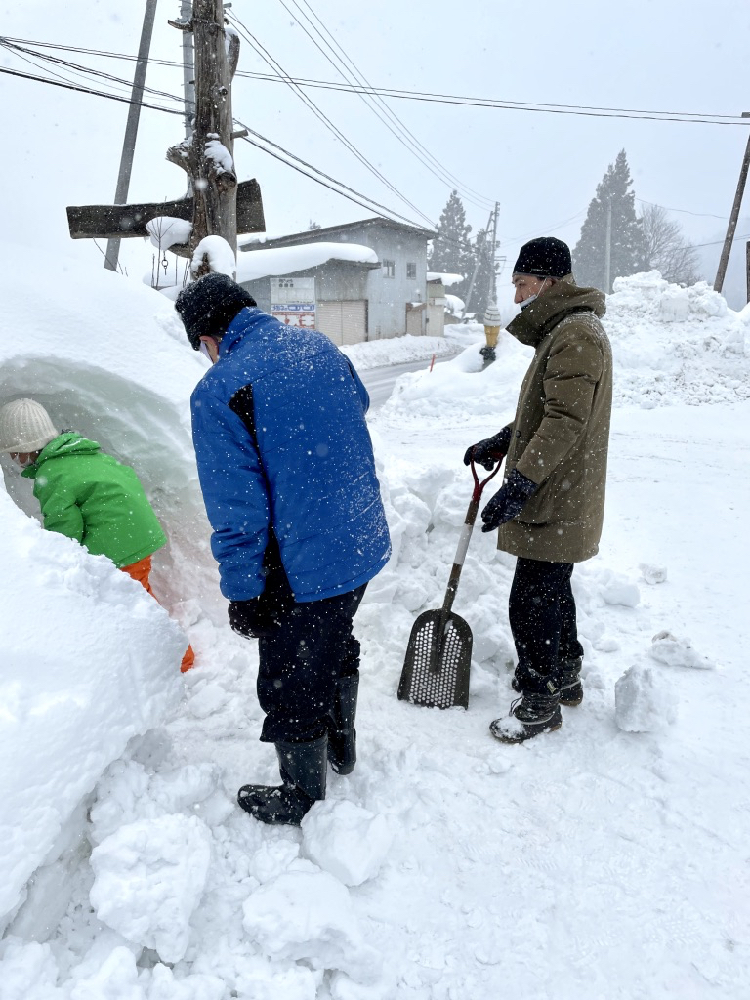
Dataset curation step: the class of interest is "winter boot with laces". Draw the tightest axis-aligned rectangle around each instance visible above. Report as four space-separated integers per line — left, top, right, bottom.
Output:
237 735 327 826
328 674 358 775
492 668 562 744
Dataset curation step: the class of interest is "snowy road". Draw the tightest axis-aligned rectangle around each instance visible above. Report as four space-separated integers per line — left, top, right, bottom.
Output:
360 355 452 409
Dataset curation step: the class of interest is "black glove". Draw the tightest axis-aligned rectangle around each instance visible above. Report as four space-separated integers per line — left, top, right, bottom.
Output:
463 425 513 471
480 469 538 531
228 597 281 639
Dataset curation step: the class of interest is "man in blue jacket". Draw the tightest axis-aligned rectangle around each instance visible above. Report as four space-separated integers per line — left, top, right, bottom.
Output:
176 273 391 826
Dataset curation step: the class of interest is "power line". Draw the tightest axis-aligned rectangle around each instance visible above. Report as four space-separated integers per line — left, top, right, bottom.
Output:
3 35 748 125
0 62 431 231
226 13 436 228
273 0 497 212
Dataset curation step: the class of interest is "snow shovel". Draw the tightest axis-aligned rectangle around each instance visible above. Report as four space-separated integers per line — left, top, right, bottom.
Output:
397 458 501 710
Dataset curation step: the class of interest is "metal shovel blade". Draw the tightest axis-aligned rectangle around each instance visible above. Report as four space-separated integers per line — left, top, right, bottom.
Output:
397 609 473 710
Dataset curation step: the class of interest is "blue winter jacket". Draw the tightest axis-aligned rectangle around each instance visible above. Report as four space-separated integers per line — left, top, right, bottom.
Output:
190 308 391 602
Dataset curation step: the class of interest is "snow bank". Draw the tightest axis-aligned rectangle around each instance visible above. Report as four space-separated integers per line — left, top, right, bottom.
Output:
378 273 750 434
0 245 218 611
0 246 220 934
607 272 750 406
615 663 678 732
0 488 186 932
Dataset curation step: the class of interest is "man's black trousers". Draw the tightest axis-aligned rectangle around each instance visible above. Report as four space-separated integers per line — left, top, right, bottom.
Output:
257 584 366 744
509 557 583 685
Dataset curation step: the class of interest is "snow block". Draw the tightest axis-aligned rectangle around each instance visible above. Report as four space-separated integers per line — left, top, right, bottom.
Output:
649 630 714 670
615 664 678 733
242 870 381 983
302 800 394 887
90 814 212 964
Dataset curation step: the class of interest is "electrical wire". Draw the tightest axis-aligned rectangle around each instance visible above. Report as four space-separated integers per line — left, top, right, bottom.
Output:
2 34 748 125
0 62 433 230
273 0 497 212
227 13 436 228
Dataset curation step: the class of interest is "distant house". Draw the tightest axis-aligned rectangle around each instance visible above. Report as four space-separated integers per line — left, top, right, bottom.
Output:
238 218 437 345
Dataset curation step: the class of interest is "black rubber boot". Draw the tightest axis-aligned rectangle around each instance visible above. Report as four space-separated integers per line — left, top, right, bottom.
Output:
237 735 327 826
492 667 562 744
559 656 583 707
328 675 358 775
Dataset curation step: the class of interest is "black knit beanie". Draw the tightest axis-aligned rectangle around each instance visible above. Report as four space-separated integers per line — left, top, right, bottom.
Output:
175 273 257 350
512 237 572 279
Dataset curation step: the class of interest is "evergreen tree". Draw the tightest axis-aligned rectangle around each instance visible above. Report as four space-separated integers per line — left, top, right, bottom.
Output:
466 227 497 319
429 190 473 295
573 150 646 291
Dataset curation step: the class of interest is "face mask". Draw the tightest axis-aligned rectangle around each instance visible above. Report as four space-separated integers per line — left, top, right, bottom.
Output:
199 342 214 362
519 277 549 310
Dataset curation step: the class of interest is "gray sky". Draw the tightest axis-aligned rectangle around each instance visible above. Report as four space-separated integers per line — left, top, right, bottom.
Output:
1 0 748 293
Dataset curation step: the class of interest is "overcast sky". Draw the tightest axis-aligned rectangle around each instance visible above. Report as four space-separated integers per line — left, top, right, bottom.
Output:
1 0 748 294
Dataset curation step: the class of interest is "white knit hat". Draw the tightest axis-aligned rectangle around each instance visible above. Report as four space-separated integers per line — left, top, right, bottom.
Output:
0 398 59 453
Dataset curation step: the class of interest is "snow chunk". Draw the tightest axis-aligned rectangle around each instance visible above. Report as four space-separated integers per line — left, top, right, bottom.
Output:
242 870 381 983
601 577 641 607
649 630 714 670
615 664 678 733
302 800 394 887
90 814 212 963
191 235 236 279
640 562 668 585
204 138 234 176
146 216 192 252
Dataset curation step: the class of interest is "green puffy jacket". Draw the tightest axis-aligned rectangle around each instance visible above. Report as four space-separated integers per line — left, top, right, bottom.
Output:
22 434 166 568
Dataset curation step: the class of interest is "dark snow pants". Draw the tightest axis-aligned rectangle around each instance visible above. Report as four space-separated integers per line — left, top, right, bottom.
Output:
509 558 584 689
257 584 366 744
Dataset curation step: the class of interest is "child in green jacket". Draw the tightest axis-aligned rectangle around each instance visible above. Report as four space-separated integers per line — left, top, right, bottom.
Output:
0 398 193 671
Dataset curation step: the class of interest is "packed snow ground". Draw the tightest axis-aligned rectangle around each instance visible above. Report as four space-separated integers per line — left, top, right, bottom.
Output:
1 259 750 998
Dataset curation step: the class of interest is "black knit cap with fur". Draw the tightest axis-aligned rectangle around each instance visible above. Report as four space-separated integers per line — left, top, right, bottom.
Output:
175 272 257 350
512 237 572 279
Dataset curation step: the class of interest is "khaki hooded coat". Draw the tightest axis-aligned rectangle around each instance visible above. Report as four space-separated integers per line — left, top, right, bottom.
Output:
495 278 612 564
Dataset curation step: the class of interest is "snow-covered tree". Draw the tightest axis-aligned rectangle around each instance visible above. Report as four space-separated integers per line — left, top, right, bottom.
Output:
573 150 646 291
429 190 473 290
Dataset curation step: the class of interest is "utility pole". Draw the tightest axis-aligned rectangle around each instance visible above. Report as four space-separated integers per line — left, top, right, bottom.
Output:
169 0 240 276
464 206 494 313
180 0 195 140
714 112 750 294
487 201 499 305
104 0 158 272
603 198 612 293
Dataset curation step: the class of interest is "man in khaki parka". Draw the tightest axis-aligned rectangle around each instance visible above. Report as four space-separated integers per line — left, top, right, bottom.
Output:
464 237 612 744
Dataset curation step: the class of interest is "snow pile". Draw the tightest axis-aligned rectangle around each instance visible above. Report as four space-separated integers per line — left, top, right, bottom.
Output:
0 246 221 936
191 235 236 279
342 334 456 371
607 272 750 406
0 488 186 934
146 217 192 252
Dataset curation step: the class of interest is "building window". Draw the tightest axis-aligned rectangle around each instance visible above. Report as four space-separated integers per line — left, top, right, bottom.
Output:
406 262 417 279
382 259 396 278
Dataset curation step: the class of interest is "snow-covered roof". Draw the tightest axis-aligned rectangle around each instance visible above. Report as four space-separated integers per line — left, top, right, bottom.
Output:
239 217 435 251
427 271 464 287
237 242 379 283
